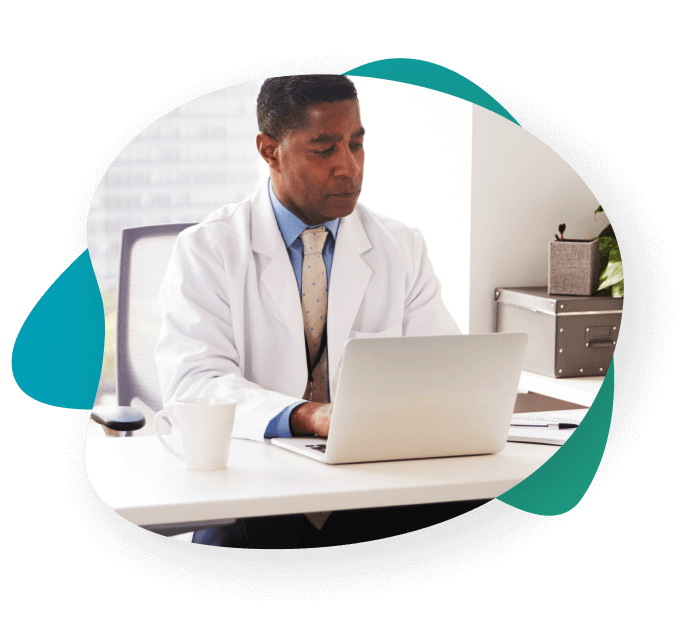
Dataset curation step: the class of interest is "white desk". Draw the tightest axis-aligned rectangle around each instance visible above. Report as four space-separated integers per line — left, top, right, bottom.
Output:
518 371 604 407
86 436 558 535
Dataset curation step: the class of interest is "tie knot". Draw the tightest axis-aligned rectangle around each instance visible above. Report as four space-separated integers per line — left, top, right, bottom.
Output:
300 226 329 256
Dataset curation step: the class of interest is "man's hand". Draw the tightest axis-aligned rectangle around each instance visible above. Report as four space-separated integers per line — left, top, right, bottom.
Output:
289 402 333 437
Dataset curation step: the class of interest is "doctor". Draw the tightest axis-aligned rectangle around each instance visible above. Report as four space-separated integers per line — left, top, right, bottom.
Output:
156 75 476 548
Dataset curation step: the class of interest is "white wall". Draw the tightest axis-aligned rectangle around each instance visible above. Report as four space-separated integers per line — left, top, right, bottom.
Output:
350 77 472 332
469 105 605 334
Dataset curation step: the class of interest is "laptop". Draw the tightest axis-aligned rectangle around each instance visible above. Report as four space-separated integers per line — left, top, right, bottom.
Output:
270 332 528 464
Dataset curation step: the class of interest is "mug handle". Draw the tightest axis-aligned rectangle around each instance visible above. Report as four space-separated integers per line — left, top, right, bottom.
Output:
155 411 184 461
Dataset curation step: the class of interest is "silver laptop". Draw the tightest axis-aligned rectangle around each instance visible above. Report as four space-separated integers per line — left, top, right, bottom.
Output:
270 332 528 464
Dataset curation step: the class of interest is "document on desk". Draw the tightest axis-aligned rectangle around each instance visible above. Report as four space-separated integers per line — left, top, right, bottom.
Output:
507 426 576 446
508 409 587 446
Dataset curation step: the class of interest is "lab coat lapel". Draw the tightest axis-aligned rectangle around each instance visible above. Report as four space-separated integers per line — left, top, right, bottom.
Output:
327 208 373 391
250 186 306 364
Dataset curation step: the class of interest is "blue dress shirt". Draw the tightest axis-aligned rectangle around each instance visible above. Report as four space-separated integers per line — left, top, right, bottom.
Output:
264 180 341 438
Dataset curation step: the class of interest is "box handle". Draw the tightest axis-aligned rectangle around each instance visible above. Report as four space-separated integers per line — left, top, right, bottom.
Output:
589 339 614 348
585 325 617 349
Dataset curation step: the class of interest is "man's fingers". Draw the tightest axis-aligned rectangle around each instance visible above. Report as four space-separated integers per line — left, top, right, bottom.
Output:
317 403 333 418
313 403 333 436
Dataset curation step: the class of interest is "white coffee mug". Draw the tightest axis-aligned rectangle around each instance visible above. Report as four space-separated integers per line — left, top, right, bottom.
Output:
155 397 236 471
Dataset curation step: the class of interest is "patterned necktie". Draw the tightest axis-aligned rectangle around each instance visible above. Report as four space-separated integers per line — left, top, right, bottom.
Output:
299 226 332 531
299 226 330 404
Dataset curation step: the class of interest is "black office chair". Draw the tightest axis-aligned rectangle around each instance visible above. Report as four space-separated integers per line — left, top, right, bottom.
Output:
91 223 197 436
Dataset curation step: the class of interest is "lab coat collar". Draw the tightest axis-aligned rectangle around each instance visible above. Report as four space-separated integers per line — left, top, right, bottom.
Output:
251 184 306 364
326 200 373 393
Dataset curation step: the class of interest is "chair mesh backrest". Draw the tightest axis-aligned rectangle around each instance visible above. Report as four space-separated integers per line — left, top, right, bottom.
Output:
116 223 196 413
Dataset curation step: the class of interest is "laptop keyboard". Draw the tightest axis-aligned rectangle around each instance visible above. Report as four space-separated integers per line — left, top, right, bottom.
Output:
305 444 327 453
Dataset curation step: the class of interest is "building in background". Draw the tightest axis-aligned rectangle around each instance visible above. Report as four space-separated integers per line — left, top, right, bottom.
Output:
87 80 265 291
86 80 265 402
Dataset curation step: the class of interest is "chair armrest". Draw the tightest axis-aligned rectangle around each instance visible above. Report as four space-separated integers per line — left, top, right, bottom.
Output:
91 406 146 432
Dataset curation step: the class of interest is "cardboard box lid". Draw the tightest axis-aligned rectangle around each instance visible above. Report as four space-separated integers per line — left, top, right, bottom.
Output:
494 286 623 315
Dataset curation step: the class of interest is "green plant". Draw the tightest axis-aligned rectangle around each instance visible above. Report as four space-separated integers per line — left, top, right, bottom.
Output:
594 206 623 297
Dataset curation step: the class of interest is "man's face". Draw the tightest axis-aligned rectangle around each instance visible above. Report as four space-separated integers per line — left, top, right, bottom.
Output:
271 99 365 226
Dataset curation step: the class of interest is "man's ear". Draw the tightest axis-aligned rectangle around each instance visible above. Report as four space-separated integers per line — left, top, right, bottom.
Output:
257 133 281 171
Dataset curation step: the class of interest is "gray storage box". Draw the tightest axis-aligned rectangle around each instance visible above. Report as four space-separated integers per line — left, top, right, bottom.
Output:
494 286 622 378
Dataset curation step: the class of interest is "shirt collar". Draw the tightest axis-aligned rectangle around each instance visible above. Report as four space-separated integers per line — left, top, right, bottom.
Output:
268 178 340 249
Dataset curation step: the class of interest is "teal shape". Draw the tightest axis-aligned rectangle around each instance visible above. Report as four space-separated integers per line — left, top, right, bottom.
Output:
344 58 519 125
12 250 104 409
344 56 613 515
498 360 615 515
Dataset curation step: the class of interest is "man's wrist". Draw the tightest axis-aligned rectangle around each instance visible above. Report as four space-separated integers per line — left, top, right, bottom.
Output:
289 402 316 436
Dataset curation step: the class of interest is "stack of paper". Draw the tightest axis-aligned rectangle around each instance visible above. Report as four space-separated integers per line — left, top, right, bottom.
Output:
508 409 588 446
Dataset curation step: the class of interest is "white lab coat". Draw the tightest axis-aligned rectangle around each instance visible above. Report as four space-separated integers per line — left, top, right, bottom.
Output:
155 182 460 442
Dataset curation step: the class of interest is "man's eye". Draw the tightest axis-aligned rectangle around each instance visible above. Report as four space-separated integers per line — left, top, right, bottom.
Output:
313 143 362 156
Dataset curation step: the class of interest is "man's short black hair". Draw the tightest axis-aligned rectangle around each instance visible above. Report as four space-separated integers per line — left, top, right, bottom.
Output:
257 75 358 140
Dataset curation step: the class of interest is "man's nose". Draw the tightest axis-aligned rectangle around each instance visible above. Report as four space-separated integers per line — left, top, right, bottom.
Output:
333 144 361 178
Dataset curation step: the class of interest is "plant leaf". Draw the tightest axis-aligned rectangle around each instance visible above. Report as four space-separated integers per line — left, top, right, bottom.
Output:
598 236 616 260
598 245 623 291
597 236 616 276
593 205 615 239
593 205 623 298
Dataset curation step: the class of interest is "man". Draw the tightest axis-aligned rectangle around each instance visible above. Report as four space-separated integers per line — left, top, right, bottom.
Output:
155 75 483 548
